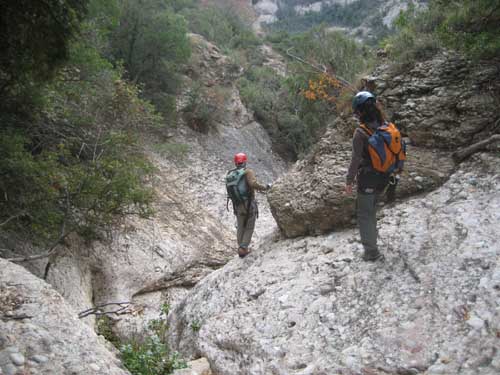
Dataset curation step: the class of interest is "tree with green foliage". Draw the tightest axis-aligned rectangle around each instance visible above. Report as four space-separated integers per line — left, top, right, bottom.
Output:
110 0 191 116
0 0 161 257
239 65 337 159
0 0 87 104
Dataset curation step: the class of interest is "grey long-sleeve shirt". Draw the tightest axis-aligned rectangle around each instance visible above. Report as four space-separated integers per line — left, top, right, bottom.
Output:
346 128 369 185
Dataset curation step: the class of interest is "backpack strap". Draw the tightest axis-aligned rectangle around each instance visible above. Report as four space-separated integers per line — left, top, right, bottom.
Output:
226 168 237 212
359 123 373 136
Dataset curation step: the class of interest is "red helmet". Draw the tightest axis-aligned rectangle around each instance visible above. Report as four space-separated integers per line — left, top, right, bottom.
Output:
234 152 247 165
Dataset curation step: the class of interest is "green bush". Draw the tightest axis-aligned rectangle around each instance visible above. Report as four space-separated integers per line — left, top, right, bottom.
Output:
239 26 373 160
383 0 500 63
97 315 121 347
0 127 155 243
382 2 443 65
268 25 374 83
182 5 260 51
238 66 331 160
437 0 500 59
190 319 201 332
182 83 229 133
120 303 187 375
238 76 276 123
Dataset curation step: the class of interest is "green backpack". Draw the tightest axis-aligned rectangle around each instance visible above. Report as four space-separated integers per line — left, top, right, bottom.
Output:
226 168 249 208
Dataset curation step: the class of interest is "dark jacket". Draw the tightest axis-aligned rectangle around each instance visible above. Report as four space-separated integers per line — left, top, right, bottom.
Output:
346 123 389 192
346 127 370 185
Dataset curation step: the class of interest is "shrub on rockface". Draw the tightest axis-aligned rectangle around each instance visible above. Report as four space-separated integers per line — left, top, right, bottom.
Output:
268 0 391 44
382 2 444 65
182 4 260 52
120 304 187 375
182 83 229 133
96 304 186 375
383 0 500 63
437 0 500 59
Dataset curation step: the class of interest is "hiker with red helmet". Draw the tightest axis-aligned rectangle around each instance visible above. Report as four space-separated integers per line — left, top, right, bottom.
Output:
345 91 406 262
225 152 271 258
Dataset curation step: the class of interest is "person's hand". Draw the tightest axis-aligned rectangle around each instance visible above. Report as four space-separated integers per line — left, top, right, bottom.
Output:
345 183 353 195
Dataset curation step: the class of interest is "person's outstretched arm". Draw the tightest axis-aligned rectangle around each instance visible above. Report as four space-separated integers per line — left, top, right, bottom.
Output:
246 169 268 192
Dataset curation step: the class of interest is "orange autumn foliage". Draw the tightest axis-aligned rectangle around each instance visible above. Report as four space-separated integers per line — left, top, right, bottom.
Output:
302 73 344 104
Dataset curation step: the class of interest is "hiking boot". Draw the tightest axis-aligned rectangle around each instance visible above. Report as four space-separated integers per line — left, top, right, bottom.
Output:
362 252 384 262
238 247 250 258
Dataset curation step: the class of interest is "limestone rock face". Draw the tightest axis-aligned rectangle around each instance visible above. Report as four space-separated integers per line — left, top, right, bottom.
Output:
374 52 500 149
39 33 285 340
267 123 454 238
168 154 500 375
0 258 129 375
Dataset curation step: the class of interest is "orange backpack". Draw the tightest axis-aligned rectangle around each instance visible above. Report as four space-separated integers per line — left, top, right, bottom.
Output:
360 122 406 174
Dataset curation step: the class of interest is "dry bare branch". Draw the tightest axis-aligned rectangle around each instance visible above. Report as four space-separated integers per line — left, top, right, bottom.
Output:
0 212 26 227
5 187 72 263
78 302 132 319
452 134 500 163
286 47 356 91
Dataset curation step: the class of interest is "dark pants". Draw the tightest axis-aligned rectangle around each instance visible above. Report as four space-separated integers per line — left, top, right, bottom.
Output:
356 169 389 257
356 191 380 257
235 200 258 249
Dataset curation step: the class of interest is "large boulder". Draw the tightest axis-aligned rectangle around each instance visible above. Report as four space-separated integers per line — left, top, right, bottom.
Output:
0 258 129 375
267 124 454 238
168 153 500 375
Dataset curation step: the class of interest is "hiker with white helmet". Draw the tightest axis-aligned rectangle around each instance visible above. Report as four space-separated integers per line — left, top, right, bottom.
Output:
345 91 406 261
226 153 271 258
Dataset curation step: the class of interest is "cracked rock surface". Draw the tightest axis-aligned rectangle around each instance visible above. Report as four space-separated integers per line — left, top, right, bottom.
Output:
374 52 500 149
169 153 500 375
0 258 129 375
